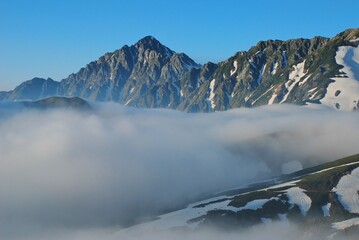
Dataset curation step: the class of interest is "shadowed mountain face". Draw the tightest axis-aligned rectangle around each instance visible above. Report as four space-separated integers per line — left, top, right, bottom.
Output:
0 78 60 101
1 29 359 112
23 96 92 111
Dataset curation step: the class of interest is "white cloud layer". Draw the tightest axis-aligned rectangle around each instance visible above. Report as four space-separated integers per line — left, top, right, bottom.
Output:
0 103 358 239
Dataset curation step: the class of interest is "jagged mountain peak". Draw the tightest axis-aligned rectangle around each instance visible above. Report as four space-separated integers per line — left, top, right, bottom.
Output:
88 36 175 66
5 77 59 101
52 35 200 103
136 35 160 45
169 52 200 68
134 35 175 58
331 28 359 44
2 28 359 112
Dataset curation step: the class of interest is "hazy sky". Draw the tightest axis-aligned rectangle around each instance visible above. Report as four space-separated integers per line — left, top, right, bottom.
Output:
0 0 358 90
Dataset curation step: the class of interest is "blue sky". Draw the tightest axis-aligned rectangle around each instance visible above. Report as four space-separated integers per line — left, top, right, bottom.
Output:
0 0 358 90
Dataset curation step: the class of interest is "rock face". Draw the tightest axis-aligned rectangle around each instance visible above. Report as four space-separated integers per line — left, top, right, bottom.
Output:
2 29 359 112
4 78 60 101
58 36 200 108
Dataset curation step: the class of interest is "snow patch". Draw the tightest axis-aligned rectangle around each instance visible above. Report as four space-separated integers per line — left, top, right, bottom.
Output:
245 92 253 101
238 198 277 211
285 187 312 216
308 87 317 93
207 79 216 110
271 62 279 75
310 161 359 176
268 91 277 105
282 51 288 67
189 195 230 208
263 180 300 191
280 61 308 103
299 74 311 86
309 90 320 101
257 64 266 85
230 60 238 76
332 217 359 230
252 86 274 105
322 203 331 217
350 37 359 43
231 91 237 98
125 99 132 106
120 198 237 232
333 166 359 213
320 45 359 110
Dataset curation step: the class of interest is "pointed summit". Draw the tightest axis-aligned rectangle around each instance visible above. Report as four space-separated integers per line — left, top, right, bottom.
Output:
135 35 162 46
134 35 175 58
137 35 159 43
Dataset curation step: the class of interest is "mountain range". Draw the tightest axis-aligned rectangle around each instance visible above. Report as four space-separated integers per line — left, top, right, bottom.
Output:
1 29 358 112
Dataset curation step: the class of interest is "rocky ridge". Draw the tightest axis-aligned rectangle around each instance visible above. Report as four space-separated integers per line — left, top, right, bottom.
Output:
1 29 358 112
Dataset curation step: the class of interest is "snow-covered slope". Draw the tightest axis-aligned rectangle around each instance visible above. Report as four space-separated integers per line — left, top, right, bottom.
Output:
115 154 359 237
321 45 359 110
333 167 359 213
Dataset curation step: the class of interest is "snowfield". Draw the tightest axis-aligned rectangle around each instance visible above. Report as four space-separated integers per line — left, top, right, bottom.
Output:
321 45 359 110
268 92 277 105
237 198 278 211
280 61 311 103
284 187 312 216
333 166 359 213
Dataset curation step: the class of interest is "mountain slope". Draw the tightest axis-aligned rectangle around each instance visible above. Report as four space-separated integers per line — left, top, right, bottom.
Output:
58 36 200 106
23 96 92 110
178 29 359 112
1 29 359 112
117 154 359 238
4 77 60 101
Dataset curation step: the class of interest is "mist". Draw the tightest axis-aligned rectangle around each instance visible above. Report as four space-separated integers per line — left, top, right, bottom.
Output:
0 103 359 239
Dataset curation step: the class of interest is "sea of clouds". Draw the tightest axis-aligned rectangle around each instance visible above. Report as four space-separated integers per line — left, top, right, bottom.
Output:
0 102 358 239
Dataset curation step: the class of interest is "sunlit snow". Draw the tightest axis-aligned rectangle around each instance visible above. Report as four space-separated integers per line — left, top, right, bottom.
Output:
320 45 359 110
333 167 359 213
285 187 312 216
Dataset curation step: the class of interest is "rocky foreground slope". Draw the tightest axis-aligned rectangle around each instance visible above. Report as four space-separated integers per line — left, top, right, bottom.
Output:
116 154 359 239
1 29 358 112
